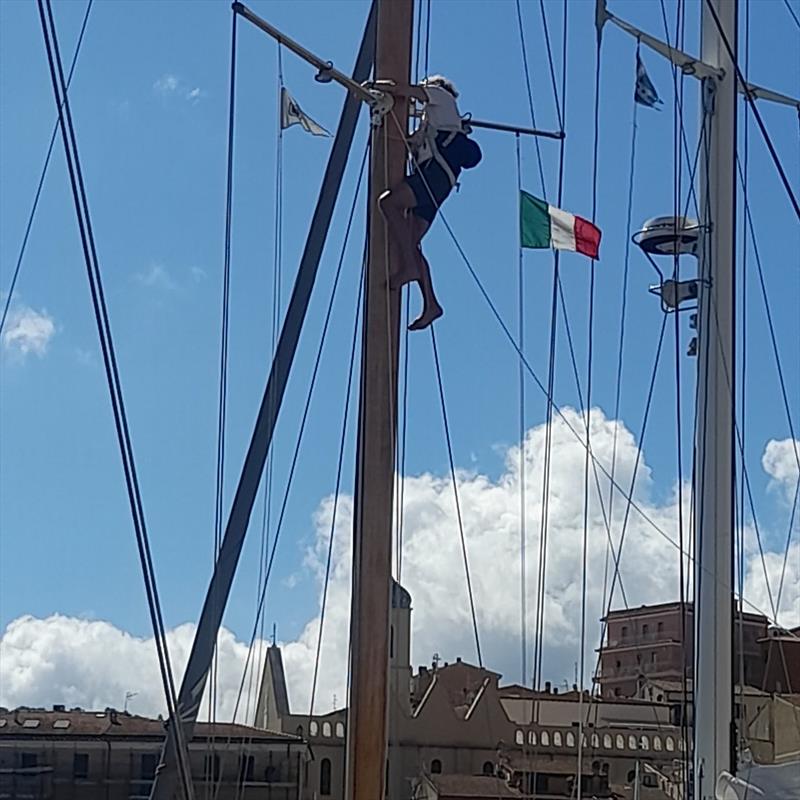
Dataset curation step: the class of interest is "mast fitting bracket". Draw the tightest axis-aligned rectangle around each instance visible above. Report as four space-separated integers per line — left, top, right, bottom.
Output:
367 89 394 127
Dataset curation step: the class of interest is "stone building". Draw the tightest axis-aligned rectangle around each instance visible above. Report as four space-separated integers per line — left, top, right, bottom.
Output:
596 601 799 699
0 706 308 800
254 583 688 800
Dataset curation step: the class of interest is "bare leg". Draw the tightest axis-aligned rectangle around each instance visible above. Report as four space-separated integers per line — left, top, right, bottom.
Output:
378 182 421 288
408 245 443 330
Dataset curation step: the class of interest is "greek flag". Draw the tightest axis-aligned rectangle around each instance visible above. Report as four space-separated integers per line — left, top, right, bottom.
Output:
635 52 662 108
280 88 330 136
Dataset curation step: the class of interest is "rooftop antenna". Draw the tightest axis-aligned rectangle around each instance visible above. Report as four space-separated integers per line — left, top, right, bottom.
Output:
123 691 138 713
271 622 277 647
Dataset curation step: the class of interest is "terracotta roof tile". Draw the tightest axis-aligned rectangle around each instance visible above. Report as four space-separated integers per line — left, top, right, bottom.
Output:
0 709 300 742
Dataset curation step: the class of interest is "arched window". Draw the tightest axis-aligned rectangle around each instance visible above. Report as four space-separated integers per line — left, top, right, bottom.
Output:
309 721 318 737
540 731 550 747
515 730 524 745
482 762 494 776
335 722 345 738
640 735 650 751
665 736 675 752
615 734 625 750
528 730 536 746
320 759 331 796
591 734 600 749
653 735 662 751
431 759 442 775
603 734 612 749
628 735 637 750
678 737 685 752
322 721 332 738
566 732 575 747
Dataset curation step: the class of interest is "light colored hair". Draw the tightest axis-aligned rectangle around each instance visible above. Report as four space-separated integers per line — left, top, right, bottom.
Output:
422 74 459 98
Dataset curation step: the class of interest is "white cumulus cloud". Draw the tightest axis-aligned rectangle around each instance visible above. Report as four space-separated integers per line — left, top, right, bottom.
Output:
153 74 205 104
153 73 179 95
2 305 55 358
762 438 800 503
1 411 797 721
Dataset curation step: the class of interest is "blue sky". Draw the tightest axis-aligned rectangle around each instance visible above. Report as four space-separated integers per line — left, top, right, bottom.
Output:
1 0 798 683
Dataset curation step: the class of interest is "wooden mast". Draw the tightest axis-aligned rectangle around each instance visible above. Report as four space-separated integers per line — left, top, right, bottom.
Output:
346 1 413 799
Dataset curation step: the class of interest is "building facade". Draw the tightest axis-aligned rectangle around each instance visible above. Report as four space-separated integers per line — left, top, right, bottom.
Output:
0 707 309 800
255 583 688 800
596 602 798 699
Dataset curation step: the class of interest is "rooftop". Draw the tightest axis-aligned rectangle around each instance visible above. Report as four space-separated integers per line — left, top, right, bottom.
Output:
0 707 301 742
426 774 522 798
603 601 767 624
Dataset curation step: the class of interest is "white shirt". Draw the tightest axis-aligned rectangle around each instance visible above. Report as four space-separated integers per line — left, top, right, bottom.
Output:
421 85 463 132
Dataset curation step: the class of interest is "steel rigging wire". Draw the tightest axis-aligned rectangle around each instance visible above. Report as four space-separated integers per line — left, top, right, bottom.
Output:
35 1 193 797
1 0 93 336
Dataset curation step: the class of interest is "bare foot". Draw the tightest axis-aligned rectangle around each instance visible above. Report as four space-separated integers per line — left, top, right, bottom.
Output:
408 303 443 331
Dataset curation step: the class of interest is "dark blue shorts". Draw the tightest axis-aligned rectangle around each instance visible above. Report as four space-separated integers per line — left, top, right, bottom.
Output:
405 159 454 223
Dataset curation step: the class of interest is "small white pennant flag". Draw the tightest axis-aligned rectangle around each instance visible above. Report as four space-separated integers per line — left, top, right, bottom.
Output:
280 87 330 137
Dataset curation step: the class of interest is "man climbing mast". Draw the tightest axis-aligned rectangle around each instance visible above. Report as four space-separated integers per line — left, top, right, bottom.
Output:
378 75 481 330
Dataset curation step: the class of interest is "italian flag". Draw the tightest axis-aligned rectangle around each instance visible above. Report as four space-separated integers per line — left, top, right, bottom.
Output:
520 190 601 259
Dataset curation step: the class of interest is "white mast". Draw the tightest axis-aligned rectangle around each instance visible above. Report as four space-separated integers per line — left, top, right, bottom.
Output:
694 0 737 796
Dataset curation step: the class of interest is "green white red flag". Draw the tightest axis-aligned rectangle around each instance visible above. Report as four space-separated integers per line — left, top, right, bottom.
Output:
520 190 601 259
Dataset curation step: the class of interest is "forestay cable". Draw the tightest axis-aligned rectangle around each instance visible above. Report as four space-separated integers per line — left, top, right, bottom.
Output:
209 9 238 784
35 1 193 796
0 0 93 336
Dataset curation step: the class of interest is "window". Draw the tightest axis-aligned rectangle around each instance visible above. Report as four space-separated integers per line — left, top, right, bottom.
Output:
553 731 562 746
540 731 550 747
643 774 658 788
628 735 637 750
643 624 649 636
614 687 620 697
239 755 254 784
651 651 657 664
603 734 612 749
431 759 442 775
320 758 332 796
566 732 575 747
678 737 686 751
615 660 621 670
627 770 636 783
73 753 89 779
482 762 494 776
615 735 625 750
639 735 650 751
653 735 663 751
666 736 675 752
657 622 664 634
310 720 318 736
20 753 37 769
515 730 524 745
204 754 220 783
322 721 332 737
528 730 536 746
141 754 158 780
591 734 600 749
621 625 628 639
335 722 345 738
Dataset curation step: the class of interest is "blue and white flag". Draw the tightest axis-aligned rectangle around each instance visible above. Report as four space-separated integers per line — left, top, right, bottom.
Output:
635 52 662 108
